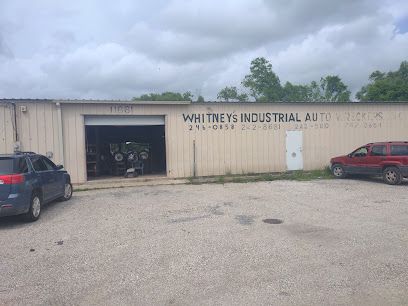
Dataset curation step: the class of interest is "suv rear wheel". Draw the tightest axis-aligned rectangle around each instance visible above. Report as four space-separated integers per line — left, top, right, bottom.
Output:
332 164 346 179
383 167 402 185
24 192 42 222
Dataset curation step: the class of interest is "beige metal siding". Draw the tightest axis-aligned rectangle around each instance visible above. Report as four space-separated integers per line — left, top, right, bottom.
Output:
7 101 408 184
0 103 15 153
183 103 408 176
13 102 63 164
62 102 408 183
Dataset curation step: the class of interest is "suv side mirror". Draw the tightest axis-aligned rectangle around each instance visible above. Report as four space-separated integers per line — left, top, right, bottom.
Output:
348 153 352 158
56 165 64 170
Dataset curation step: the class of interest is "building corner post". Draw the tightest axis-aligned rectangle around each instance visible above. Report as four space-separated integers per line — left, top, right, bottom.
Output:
56 102 65 166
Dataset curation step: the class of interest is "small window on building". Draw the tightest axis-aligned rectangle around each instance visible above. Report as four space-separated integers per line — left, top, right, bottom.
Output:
371 145 386 156
390 145 408 156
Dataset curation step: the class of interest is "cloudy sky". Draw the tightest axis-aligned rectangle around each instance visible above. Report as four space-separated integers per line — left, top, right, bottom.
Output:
0 0 407 100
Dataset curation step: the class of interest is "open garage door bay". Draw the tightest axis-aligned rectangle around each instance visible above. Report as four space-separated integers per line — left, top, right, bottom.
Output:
84 115 166 180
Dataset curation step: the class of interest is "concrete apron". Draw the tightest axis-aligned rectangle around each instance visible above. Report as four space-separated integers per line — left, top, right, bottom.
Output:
73 175 189 191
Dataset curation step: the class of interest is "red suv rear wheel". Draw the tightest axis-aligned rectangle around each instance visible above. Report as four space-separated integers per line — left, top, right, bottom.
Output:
383 167 402 185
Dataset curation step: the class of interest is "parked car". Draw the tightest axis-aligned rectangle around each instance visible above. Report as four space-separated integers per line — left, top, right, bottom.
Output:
0 152 72 221
330 142 408 185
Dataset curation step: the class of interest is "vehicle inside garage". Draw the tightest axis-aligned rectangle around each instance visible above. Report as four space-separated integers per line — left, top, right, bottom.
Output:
84 116 166 180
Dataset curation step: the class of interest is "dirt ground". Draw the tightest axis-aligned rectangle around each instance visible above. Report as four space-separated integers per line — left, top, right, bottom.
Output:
1 179 408 305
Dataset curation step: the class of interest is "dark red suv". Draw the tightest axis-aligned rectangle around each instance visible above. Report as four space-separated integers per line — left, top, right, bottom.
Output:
330 142 408 185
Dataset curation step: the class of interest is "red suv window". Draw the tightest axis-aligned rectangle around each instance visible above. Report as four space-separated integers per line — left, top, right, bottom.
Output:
390 145 408 156
371 145 386 156
351 147 368 157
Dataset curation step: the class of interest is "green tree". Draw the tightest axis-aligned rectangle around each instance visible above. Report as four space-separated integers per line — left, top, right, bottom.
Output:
133 91 194 101
318 75 351 102
217 86 237 101
217 86 248 102
281 82 311 102
236 93 248 102
281 76 350 102
356 61 408 101
182 91 194 101
196 95 205 103
242 57 282 102
308 81 322 102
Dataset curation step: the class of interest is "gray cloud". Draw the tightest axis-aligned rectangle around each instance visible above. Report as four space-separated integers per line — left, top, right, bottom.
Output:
0 0 407 100
0 31 13 58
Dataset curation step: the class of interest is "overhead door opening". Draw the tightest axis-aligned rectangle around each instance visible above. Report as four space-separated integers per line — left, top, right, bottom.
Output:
84 116 166 180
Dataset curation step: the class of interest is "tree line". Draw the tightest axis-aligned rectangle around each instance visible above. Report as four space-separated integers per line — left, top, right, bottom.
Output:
132 58 408 102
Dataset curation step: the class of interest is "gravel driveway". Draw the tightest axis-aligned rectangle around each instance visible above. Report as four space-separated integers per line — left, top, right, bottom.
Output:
1 179 408 305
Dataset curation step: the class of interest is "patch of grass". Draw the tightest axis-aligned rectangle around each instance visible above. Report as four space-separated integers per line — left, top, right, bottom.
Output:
74 188 91 192
231 176 253 183
282 168 333 181
189 168 333 185
216 175 225 184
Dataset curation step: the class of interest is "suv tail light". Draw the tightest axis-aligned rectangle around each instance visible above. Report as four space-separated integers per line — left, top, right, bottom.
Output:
0 174 25 184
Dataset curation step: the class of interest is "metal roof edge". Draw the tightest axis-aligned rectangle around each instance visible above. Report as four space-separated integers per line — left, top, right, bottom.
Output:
1 99 407 105
56 99 192 105
192 101 408 105
0 99 191 105
0 99 53 103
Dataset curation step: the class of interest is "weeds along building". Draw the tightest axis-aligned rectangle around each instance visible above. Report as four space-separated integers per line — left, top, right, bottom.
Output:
1 99 407 184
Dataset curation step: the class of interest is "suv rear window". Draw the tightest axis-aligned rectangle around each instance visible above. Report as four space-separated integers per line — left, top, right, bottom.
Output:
390 145 408 156
0 158 14 174
0 157 30 174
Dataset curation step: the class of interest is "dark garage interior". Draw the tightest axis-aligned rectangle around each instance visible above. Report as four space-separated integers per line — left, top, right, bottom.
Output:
85 125 166 179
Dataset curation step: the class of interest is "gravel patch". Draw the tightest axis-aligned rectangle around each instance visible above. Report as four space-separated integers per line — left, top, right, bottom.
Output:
1 179 408 305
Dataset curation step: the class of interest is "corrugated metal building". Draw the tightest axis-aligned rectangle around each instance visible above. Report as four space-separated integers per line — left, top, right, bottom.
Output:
1 99 407 184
